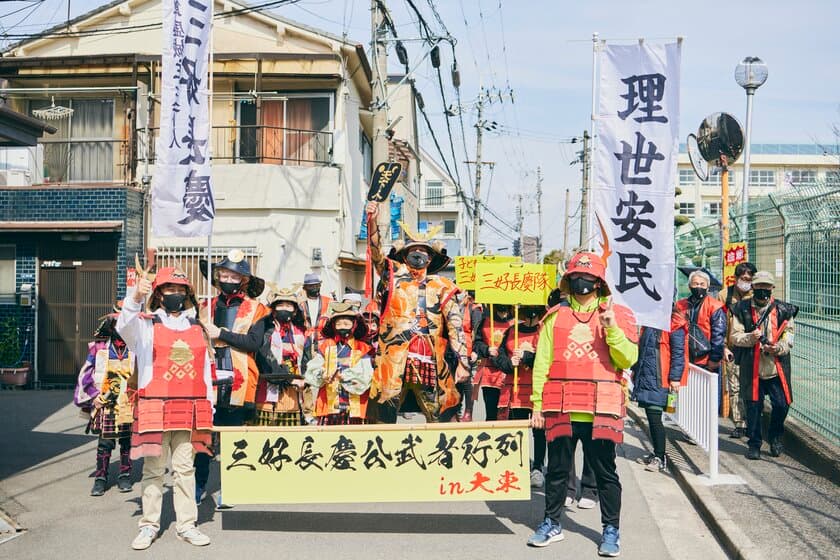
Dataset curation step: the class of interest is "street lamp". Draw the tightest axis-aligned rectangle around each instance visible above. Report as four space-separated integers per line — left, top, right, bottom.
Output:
734 56 768 240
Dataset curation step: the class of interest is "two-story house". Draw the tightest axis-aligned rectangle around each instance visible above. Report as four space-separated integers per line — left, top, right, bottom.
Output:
0 0 381 384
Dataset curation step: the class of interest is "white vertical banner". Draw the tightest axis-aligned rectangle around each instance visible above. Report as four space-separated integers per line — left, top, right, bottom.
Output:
151 0 215 237
592 41 681 330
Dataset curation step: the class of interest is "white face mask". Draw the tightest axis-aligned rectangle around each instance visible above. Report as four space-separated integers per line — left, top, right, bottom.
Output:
737 280 752 293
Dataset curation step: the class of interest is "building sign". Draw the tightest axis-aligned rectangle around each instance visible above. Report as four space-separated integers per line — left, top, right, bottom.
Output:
151 0 215 237
592 41 681 330
723 242 748 287
455 255 520 290
474 263 556 305
219 422 530 504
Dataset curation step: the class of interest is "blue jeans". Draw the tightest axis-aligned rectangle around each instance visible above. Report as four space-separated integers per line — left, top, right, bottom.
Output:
746 376 789 450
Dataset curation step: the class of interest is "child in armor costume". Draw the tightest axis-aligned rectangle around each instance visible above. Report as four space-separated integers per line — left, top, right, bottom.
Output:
305 303 374 425
217 285 308 426
473 304 515 420
494 304 547 487
74 302 136 496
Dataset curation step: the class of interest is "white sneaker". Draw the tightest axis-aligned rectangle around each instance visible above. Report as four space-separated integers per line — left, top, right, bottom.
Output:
578 497 597 509
530 469 545 488
176 527 211 547
564 496 575 507
131 526 158 550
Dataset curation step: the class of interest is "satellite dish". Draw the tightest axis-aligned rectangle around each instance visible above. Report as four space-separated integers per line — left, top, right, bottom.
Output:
696 112 744 167
686 134 709 182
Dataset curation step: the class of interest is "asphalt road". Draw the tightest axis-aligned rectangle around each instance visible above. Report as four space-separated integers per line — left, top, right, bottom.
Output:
0 390 726 559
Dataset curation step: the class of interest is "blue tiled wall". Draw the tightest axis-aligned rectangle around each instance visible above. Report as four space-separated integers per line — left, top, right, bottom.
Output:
0 187 144 374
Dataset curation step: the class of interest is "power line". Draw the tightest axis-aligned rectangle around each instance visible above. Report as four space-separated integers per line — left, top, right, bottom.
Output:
2 0 302 40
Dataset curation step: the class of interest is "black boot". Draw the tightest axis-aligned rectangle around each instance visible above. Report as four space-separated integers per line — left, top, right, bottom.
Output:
117 444 132 492
91 450 110 496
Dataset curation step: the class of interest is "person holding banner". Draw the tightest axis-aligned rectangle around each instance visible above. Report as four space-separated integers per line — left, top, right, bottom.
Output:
458 290 483 422
213 285 308 427
364 201 470 423
473 304 515 421
116 267 213 550
494 304 547 487
196 250 268 505
304 303 374 425
631 309 688 472
528 252 638 556
719 262 756 439
74 302 136 497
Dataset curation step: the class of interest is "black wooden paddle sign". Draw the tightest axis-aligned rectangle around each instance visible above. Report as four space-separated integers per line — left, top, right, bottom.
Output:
367 161 403 202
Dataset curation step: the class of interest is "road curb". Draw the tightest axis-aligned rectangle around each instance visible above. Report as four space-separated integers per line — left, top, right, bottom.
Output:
627 406 762 560
777 414 840 483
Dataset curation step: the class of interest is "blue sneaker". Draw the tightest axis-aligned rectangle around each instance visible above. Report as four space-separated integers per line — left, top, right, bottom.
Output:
527 517 564 547
598 525 620 557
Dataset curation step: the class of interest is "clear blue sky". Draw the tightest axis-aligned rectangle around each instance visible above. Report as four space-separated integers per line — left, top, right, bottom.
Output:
4 0 839 251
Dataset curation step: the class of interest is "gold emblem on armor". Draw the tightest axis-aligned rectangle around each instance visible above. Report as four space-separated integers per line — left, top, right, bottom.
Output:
563 323 599 360
163 339 197 381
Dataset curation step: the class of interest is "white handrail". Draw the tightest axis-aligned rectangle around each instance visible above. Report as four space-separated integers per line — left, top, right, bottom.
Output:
672 364 719 481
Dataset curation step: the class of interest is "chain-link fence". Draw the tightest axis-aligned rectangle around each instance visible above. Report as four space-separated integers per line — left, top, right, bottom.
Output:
676 179 840 445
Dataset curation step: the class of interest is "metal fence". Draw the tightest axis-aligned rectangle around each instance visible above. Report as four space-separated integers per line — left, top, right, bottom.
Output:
675 179 840 445
153 246 262 302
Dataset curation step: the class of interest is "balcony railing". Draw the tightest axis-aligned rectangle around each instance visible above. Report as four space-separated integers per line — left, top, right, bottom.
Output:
40 138 131 185
148 125 333 166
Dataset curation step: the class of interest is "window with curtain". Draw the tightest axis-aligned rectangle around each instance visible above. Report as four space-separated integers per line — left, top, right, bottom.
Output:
31 98 114 182
750 169 776 187
258 95 332 165
786 169 816 186
679 168 696 186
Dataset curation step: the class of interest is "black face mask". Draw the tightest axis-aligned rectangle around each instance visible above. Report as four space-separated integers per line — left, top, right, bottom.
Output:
689 286 708 300
569 277 598 296
161 293 186 313
274 310 293 323
523 308 543 320
336 328 352 338
219 281 241 295
305 288 320 298
753 288 772 304
406 250 431 269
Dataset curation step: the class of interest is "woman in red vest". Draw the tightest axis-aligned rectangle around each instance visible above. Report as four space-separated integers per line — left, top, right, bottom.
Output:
117 267 213 551
528 252 638 556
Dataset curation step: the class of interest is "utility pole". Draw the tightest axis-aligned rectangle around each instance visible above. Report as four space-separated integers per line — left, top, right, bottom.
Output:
578 129 591 249
563 188 571 257
371 0 391 238
470 89 486 255
535 166 543 260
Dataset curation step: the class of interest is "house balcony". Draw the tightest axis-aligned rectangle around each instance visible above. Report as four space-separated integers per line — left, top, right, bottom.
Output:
148 125 333 167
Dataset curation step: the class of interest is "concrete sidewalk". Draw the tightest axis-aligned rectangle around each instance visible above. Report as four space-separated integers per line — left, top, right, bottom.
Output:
0 390 726 559
628 403 840 560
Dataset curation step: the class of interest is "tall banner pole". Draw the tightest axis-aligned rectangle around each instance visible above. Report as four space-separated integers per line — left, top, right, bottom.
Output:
587 32 600 250
513 305 519 395
206 0 215 320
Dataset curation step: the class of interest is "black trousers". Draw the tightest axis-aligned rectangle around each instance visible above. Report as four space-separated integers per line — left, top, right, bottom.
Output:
643 406 666 460
545 422 621 528
483 387 500 421
508 408 547 471
746 376 789 450
195 406 250 489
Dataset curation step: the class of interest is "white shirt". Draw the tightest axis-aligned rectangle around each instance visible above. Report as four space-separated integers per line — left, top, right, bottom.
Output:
306 298 319 325
116 295 213 402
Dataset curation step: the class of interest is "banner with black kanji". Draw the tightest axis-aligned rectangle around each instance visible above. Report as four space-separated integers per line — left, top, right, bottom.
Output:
151 0 215 237
592 41 681 330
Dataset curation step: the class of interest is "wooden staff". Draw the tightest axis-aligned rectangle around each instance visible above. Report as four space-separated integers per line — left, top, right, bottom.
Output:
513 304 520 395
489 303 495 349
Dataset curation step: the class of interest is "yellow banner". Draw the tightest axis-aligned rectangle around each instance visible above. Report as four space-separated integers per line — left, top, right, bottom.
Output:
218 421 530 504
455 255 520 290
474 262 557 305
723 242 748 287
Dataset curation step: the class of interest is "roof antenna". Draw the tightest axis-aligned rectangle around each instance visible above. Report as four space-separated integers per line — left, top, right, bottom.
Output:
67 0 71 27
